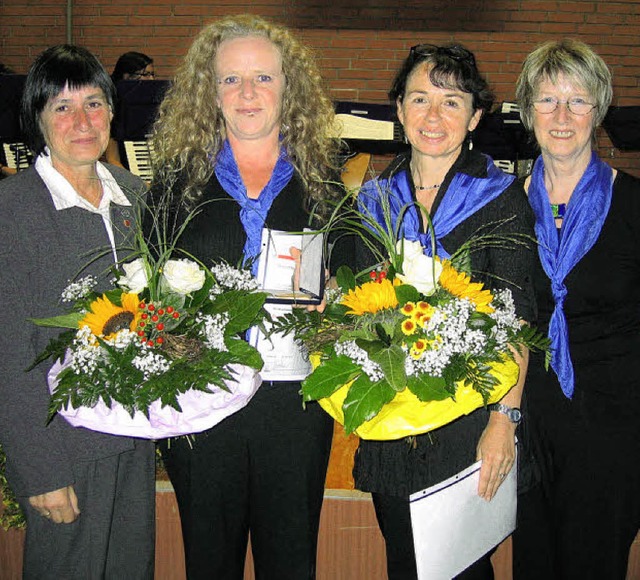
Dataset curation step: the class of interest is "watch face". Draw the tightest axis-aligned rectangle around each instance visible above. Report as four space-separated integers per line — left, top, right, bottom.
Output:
509 408 522 423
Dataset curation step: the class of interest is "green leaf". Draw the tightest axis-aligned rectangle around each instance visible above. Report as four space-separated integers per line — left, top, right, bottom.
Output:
29 312 83 329
225 338 264 370
211 291 268 334
394 284 420 305
342 375 395 434
467 311 495 331
406 373 452 402
336 265 356 292
302 355 360 401
369 344 407 392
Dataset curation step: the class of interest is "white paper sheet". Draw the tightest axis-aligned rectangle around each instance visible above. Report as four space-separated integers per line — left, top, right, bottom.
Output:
247 303 312 382
409 457 517 580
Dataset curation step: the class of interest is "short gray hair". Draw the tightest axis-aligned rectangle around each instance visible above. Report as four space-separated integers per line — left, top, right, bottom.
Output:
516 38 612 133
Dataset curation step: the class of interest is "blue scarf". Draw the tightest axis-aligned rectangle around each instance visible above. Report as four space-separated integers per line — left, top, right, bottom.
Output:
214 140 294 274
359 154 515 258
528 151 613 398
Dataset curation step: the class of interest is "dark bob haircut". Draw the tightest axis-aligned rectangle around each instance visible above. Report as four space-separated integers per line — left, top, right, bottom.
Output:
20 44 115 156
111 51 153 83
390 44 494 115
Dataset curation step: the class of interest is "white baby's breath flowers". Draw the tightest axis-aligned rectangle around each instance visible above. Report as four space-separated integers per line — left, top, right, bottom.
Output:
70 325 101 374
61 276 97 303
197 313 229 351
335 339 385 382
132 348 171 380
209 263 258 296
104 329 138 350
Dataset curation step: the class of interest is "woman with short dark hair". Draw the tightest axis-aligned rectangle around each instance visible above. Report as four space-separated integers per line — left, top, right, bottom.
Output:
0 44 155 579
354 43 536 579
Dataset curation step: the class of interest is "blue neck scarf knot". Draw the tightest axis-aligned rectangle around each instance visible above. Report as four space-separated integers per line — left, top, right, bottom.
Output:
528 151 613 398
359 154 515 259
214 139 294 274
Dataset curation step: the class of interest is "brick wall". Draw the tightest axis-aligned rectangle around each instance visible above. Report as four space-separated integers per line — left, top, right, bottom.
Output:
1 0 638 174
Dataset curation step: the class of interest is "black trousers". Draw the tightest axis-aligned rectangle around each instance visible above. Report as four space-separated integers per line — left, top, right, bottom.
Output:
512 390 640 580
159 381 333 580
372 492 495 580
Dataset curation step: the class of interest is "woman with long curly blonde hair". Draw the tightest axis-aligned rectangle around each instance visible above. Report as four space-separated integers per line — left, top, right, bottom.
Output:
151 14 340 579
152 13 338 210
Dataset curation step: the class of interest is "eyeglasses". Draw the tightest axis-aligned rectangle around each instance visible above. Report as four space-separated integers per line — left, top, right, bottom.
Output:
410 44 476 67
532 97 596 116
130 71 155 79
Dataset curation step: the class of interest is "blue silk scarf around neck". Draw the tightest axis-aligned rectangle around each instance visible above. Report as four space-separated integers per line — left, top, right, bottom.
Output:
359 154 515 258
528 151 613 398
214 139 294 274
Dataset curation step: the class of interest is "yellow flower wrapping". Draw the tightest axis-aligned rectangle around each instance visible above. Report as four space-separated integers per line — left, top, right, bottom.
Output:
315 357 519 440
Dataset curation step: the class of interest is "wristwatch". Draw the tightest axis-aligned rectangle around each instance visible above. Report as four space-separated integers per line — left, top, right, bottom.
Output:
487 403 522 425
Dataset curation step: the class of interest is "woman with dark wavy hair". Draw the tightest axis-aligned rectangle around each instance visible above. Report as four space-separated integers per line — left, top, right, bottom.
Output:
150 14 340 579
354 43 536 579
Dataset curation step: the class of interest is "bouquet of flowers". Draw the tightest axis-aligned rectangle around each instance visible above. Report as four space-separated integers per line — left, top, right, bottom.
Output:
31 198 270 439
272 195 549 439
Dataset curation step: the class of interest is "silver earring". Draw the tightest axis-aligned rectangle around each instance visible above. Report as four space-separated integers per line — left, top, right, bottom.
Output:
468 134 474 150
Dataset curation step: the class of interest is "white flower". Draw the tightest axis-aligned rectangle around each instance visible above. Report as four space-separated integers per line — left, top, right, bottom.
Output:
61 276 97 302
163 259 206 295
119 259 149 294
395 239 442 296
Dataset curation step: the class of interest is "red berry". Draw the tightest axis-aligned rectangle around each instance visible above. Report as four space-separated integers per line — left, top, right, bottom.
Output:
148 304 155 311
151 315 159 322
147 340 154 347
139 302 146 309
172 312 180 319
166 306 174 313
156 323 164 331
156 337 164 344
369 271 377 280
141 313 148 319
139 321 146 328
379 271 387 280
137 330 145 337
157 309 165 316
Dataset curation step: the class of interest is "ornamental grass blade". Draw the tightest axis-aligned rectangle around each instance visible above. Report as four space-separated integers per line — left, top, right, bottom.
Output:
342 375 395 434
302 355 360 402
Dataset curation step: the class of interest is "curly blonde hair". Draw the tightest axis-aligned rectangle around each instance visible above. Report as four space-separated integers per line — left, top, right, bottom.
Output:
151 14 339 211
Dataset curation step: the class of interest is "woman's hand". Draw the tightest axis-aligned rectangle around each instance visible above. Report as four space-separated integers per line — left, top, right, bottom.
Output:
475 413 517 501
29 485 81 524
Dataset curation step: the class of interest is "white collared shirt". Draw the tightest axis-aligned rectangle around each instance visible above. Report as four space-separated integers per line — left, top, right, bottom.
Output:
35 150 132 262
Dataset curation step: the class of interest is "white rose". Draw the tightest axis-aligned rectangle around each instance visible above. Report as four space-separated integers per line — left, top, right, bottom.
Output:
118 258 149 294
395 239 442 296
163 259 206 295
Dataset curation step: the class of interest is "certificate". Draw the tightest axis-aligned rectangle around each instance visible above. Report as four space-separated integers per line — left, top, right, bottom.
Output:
409 457 517 580
255 228 325 305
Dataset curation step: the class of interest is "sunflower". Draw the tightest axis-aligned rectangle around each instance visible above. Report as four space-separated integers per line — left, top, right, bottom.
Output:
341 279 399 316
79 293 142 337
438 261 494 313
